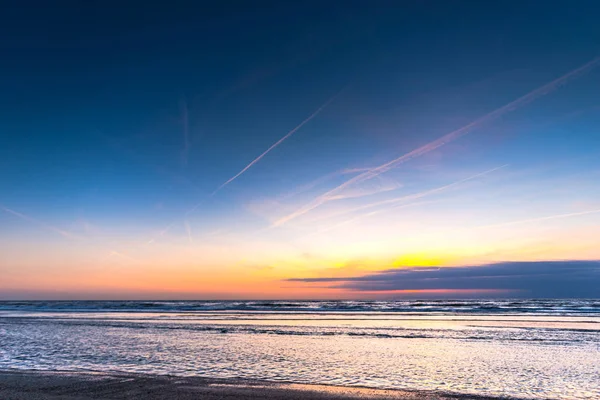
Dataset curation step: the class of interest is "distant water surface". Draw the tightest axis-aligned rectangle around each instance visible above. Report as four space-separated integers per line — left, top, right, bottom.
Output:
1 300 599 399
1 299 599 314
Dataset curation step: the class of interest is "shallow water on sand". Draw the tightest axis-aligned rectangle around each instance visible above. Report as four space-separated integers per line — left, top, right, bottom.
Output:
1 301 599 399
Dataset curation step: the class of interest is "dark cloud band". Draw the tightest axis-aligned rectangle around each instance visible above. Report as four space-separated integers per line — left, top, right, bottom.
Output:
287 261 600 298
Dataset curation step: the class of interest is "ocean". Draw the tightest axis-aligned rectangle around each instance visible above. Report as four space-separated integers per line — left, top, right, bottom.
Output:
1 300 599 399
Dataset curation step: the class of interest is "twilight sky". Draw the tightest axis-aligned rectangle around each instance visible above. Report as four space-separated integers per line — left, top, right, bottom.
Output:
1 1 600 299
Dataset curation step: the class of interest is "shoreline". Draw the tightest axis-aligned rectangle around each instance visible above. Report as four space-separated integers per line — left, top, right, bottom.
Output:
0 370 518 400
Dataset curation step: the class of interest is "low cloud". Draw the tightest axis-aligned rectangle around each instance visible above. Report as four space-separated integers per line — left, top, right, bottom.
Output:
287 260 600 298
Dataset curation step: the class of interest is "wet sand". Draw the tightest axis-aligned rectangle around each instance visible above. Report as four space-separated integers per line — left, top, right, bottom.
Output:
0 371 513 400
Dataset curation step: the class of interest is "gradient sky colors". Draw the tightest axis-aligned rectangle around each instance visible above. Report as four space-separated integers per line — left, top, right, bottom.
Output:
1 1 600 299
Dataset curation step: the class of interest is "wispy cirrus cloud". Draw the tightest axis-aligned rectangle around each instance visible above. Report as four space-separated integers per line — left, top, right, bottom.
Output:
277 167 371 202
305 199 441 237
309 164 507 226
273 57 600 227
323 174 402 201
474 208 600 230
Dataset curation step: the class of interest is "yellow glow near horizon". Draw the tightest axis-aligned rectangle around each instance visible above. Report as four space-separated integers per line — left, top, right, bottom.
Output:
392 253 448 267
2 198 600 299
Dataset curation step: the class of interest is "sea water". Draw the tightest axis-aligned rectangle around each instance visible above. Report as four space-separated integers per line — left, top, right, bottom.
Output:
1 300 599 399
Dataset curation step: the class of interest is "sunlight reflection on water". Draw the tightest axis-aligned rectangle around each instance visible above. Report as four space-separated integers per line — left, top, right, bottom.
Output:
1 308 599 399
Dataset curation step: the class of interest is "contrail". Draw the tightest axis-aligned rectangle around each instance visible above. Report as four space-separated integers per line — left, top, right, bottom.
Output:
145 89 345 244
475 208 600 230
277 167 370 202
324 174 402 201
310 165 508 224
0 204 143 263
108 250 140 263
184 219 194 244
306 165 506 236
141 200 203 247
211 91 341 196
0 204 80 240
99 132 203 195
273 57 600 227
308 199 441 237
181 98 190 167
143 219 179 246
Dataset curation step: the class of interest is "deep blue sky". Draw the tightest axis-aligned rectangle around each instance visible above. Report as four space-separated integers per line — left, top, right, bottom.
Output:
1 1 600 299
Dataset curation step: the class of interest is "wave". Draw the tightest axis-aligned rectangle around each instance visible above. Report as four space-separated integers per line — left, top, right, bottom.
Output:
1 300 599 315
5 317 598 343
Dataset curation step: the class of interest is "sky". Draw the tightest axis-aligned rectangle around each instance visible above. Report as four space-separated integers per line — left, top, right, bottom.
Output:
1 1 600 299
